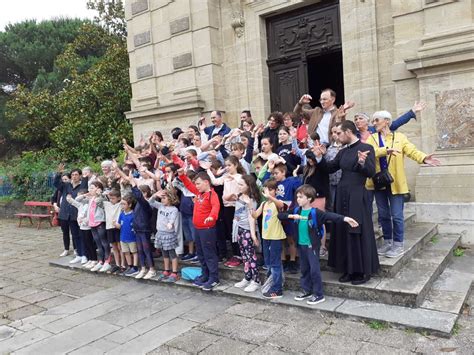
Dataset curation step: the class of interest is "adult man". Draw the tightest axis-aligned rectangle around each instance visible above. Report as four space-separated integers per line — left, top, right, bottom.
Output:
201 110 231 140
294 89 354 145
314 120 379 285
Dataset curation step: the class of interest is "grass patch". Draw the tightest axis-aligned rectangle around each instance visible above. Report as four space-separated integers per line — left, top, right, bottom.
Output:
430 235 439 244
367 320 390 330
451 321 461 336
453 247 465 257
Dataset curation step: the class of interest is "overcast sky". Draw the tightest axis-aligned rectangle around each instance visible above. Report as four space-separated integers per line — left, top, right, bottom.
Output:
1 0 95 31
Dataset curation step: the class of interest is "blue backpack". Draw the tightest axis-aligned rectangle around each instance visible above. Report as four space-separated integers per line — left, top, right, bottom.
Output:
293 207 325 239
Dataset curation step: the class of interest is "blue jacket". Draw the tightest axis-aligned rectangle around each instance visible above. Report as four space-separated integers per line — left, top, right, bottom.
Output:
204 123 231 140
131 186 153 233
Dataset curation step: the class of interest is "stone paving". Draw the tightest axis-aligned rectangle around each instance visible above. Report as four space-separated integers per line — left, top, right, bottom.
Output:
0 219 472 354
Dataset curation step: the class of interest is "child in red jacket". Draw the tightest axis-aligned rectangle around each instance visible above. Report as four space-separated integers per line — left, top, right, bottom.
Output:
178 170 221 291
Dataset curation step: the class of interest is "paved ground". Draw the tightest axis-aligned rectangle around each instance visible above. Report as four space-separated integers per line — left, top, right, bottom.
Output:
0 219 472 354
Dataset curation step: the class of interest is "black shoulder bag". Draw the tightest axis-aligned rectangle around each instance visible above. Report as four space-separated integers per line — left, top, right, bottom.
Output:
372 132 395 191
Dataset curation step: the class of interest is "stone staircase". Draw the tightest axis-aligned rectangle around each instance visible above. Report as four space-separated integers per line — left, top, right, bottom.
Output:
50 211 473 337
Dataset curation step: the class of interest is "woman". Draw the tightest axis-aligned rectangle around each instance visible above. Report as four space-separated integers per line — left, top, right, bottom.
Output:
367 110 440 258
354 101 426 143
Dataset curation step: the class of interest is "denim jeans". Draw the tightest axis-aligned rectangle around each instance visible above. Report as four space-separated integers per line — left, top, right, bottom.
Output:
298 244 323 297
263 239 283 293
374 190 405 244
181 214 195 242
195 227 219 283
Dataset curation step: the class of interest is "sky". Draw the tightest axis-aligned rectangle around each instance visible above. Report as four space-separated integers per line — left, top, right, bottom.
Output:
1 0 96 31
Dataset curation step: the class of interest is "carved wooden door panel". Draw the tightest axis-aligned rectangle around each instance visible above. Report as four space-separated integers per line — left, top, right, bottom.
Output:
269 62 306 113
266 2 341 112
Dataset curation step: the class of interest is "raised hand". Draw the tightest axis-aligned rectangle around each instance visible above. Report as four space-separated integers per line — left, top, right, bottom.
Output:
57 162 65 173
293 165 300 177
199 116 207 131
262 187 270 199
357 150 370 164
298 94 312 105
344 216 359 228
343 100 355 111
412 101 427 114
176 167 185 175
423 154 441 167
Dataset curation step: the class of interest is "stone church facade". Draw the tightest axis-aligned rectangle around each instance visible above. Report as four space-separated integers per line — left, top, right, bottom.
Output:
124 0 473 238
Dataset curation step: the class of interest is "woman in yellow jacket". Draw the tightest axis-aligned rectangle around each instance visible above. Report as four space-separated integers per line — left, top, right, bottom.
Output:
366 111 440 258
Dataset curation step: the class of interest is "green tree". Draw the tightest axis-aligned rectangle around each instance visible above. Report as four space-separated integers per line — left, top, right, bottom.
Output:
5 0 132 160
0 18 86 90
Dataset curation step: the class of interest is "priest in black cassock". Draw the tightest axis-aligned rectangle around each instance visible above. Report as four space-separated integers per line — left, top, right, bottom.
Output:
314 120 379 285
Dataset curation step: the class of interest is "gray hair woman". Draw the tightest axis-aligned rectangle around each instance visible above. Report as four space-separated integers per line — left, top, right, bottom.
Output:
366 111 440 258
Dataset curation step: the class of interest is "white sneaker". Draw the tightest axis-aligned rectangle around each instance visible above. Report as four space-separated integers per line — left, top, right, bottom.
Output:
244 280 260 293
69 256 82 264
85 261 97 269
74 249 78 256
234 278 251 289
59 250 69 257
91 262 103 272
81 256 88 264
143 270 157 280
82 260 92 268
135 269 147 279
99 263 111 273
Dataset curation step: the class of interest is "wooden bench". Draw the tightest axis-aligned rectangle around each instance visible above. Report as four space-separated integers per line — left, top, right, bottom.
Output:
15 201 54 229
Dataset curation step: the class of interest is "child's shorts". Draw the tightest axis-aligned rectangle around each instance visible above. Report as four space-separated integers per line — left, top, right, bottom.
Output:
107 228 120 243
121 241 137 253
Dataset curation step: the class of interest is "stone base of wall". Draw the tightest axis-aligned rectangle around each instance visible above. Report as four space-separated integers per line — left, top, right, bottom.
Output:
407 202 474 245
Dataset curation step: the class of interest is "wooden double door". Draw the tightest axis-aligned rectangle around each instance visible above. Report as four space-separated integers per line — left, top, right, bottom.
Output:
266 1 344 113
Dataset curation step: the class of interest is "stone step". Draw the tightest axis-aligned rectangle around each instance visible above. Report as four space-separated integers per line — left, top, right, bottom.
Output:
322 220 436 277
178 231 459 307
48 256 461 337
420 245 474 315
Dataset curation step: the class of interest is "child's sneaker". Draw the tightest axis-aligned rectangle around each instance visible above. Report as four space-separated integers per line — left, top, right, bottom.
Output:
135 269 147 279
164 273 179 283
234 278 251 289
202 281 220 291
294 291 312 301
158 271 170 281
99 263 111 273
193 276 208 287
91 262 103 272
85 261 97 269
143 270 157 280
81 256 88 264
189 255 200 264
109 265 120 274
69 256 82 264
262 290 283 299
181 254 193 261
124 267 138 276
59 250 69 257
244 280 260 293
307 295 325 305
224 256 242 268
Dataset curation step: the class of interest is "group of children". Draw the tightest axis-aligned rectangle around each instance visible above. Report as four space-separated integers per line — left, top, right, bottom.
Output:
53 109 360 304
